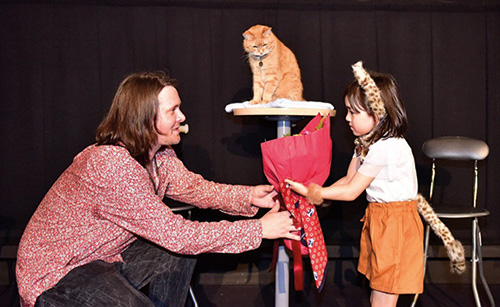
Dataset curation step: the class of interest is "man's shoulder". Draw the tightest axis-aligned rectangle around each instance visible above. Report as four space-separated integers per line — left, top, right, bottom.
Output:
74 145 139 174
78 144 131 161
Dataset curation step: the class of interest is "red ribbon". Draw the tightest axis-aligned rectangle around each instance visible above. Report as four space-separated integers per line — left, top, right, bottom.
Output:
269 181 328 291
291 239 304 290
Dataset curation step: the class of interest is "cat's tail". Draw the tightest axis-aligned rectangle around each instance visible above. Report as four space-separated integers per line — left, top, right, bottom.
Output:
416 194 466 274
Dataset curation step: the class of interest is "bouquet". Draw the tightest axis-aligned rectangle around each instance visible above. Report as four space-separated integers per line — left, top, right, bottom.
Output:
261 113 332 291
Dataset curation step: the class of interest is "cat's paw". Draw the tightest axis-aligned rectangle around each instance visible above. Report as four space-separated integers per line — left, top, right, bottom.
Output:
249 99 263 105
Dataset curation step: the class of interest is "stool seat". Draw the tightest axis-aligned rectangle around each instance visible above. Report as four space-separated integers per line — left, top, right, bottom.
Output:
433 206 490 219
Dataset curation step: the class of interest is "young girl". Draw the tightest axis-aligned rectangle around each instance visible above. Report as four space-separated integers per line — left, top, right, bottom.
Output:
286 61 424 307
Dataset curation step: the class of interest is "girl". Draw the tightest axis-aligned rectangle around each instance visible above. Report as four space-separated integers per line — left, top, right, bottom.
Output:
286 61 424 307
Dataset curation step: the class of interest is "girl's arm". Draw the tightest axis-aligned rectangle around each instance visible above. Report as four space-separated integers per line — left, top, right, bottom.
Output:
331 156 359 186
285 157 375 203
319 171 374 201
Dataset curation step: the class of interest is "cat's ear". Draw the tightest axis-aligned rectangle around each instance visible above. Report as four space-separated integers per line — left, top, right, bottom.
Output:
242 32 252 40
263 27 273 37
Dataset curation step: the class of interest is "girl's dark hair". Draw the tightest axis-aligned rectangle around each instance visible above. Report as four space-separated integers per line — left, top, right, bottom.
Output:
343 71 408 144
96 71 177 167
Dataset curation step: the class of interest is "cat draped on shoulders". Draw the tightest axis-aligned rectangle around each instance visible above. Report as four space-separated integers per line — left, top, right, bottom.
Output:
242 24 304 104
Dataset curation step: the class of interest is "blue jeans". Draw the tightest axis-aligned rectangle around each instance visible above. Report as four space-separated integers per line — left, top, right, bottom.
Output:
34 239 197 307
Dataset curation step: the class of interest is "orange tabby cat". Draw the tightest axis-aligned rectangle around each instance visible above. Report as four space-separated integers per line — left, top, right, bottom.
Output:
242 25 304 104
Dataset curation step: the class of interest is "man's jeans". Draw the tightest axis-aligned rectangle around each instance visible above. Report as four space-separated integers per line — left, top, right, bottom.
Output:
34 239 197 307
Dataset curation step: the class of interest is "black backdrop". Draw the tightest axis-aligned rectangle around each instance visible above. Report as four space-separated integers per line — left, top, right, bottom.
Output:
1 1 499 247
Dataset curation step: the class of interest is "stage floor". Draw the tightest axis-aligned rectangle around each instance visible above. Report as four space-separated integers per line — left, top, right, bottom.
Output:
2 251 499 307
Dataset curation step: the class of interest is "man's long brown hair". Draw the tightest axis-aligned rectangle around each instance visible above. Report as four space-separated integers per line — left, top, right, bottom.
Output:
96 71 177 167
343 71 408 146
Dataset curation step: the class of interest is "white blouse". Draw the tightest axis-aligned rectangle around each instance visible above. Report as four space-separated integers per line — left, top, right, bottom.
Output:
356 137 418 203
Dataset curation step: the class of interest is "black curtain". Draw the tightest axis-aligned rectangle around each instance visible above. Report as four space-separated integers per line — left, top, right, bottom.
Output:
1 1 499 247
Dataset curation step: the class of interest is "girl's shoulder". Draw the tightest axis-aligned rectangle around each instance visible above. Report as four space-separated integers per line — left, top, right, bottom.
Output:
370 137 410 152
365 138 413 166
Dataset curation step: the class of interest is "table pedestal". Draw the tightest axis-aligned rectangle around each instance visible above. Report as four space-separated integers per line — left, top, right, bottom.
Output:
273 117 293 307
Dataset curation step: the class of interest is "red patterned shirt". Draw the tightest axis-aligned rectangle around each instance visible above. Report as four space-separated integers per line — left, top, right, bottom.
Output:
16 144 262 307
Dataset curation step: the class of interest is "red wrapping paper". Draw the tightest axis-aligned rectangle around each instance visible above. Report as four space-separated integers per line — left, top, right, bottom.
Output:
261 113 332 291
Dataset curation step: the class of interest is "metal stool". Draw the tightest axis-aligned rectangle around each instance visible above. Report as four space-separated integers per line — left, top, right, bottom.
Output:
170 204 199 307
411 136 495 307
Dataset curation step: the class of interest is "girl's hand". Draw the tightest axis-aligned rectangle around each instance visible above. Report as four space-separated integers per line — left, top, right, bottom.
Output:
284 179 308 197
249 185 278 208
260 200 300 240
285 179 324 206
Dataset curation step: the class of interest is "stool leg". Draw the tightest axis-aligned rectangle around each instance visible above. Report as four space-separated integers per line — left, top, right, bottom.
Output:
188 286 198 307
411 224 431 307
472 218 481 306
476 221 496 307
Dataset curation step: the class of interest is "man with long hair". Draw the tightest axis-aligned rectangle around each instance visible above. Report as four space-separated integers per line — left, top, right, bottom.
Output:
16 71 299 307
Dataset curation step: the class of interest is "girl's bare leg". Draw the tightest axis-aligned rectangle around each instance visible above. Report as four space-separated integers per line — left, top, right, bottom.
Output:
370 289 398 307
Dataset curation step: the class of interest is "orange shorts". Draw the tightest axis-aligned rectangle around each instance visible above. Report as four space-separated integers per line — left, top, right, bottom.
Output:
358 200 424 294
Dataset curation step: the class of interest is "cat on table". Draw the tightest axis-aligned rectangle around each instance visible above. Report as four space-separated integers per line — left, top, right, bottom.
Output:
242 24 304 105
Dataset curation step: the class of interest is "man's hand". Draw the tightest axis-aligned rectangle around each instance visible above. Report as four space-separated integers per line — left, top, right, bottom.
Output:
249 185 278 208
260 200 300 240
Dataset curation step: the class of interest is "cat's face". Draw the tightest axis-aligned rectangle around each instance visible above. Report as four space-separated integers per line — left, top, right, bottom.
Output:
243 25 276 60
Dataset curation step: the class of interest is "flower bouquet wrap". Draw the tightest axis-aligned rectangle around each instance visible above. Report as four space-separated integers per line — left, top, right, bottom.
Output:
261 113 332 291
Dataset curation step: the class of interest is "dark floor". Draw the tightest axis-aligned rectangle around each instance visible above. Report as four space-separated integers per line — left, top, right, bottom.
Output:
2 281 499 307
2 241 498 307
190 267 499 306
192 283 499 307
